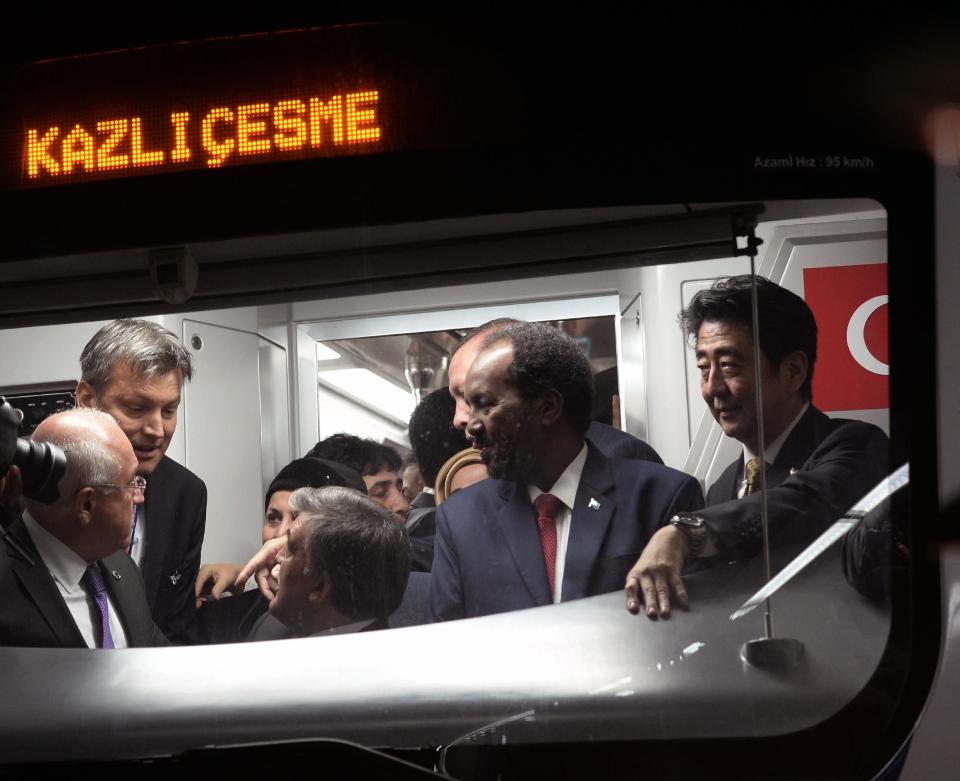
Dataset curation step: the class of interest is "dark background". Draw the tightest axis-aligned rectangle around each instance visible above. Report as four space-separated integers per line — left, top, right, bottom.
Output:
0 11 954 778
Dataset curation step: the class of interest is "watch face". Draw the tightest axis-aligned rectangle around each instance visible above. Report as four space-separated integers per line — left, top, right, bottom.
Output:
675 514 705 530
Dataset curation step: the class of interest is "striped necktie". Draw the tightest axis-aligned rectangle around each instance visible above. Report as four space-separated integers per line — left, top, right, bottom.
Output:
82 565 115 649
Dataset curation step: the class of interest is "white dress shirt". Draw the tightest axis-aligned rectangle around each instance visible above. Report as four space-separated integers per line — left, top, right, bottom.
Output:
739 402 810 498
21 511 129 649
127 503 146 568
527 443 589 604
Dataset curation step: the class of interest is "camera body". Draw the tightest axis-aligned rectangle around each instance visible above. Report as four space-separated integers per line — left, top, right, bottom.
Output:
0 397 66 504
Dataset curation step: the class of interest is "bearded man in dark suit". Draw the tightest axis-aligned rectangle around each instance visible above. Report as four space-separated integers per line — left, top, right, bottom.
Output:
446 318 663 464
429 322 703 621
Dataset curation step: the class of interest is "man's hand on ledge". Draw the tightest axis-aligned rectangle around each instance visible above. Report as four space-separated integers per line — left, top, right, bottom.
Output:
625 524 690 619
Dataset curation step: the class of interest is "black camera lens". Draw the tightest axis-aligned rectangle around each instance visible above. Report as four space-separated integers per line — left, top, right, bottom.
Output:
13 438 66 504
1 397 67 504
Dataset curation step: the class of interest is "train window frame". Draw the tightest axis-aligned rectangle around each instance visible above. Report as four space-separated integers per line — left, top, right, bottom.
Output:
0 17 947 779
0 196 926 781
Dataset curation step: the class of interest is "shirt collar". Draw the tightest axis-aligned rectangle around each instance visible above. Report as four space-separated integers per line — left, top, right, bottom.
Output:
310 617 376 637
21 509 90 592
744 402 810 464
527 442 589 510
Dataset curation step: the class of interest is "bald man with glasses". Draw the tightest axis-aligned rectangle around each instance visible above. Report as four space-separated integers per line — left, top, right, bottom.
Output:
0 408 167 648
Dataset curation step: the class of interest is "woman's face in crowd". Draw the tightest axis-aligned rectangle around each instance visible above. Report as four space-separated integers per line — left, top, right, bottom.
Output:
263 490 296 544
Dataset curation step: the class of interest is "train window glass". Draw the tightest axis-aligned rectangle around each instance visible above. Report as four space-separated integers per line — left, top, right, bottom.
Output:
310 315 619 447
0 199 909 766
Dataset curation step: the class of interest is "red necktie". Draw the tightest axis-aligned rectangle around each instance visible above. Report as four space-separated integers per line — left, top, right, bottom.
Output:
534 493 563 596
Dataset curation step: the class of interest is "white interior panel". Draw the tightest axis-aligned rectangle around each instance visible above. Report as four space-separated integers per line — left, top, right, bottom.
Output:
182 319 264 565
258 336 290 497
0 320 109 391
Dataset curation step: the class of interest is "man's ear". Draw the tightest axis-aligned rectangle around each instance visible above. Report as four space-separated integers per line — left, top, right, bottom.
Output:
780 350 809 392
538 389 565 427
75 380 98 409
308 575 332 605
74 487 96 527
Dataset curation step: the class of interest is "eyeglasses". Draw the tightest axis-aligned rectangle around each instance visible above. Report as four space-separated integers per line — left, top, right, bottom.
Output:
91 476 147 496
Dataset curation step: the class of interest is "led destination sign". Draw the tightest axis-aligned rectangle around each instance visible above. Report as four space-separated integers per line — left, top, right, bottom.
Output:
22 89 383 186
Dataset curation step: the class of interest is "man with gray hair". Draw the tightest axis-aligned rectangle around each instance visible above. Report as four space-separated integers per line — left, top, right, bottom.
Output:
248 486 410 641
0 409 167 647
75 318 206 644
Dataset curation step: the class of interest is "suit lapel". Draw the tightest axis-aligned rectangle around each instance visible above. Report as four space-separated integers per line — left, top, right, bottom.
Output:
494 481 552 606
708 460 742 504
100 554 142 646
142 456 171 605
772 406 825 484
562 445 615 601
5 518 86 647
707 407 830 501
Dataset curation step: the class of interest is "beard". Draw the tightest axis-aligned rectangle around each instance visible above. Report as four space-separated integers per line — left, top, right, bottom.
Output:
475 422 538 483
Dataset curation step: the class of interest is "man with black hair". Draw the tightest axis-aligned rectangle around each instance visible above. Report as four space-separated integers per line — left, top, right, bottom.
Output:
405 388 470 571
429 322 703 621
626 275 890 619
306 434 409 520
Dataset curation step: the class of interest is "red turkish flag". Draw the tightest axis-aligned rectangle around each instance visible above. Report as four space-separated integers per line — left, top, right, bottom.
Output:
802 263 888 412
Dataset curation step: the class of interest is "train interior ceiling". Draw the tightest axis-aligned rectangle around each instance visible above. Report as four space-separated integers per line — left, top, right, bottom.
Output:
0 197 888 567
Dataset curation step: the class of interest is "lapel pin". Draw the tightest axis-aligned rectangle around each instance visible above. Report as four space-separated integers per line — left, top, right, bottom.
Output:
588 498 601 511
111 570 122 581
789 468 799 475
169 571 181 585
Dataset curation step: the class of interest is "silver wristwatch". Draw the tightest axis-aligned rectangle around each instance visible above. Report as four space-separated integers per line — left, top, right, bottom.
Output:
669 513 707 557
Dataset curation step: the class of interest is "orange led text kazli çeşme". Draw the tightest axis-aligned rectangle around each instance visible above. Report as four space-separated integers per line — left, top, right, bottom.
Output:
25 90 382 180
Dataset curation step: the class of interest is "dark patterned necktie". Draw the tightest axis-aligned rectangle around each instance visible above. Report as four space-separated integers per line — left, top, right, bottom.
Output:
743 457 762 496
82 565 116 649
126 504 140 557
534 493 563 596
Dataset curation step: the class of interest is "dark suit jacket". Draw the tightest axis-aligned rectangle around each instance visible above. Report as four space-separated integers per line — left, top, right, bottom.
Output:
702 405 890 559
429 442 704 621
197 587 268 645
406 425 661 576
142 455 207 644
406 491 436 573
841 497 906 602
409 491 435 513
388 571 431 628
199 572 431 642
586 421 663 464
246 612 388 642
0 516 168 648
